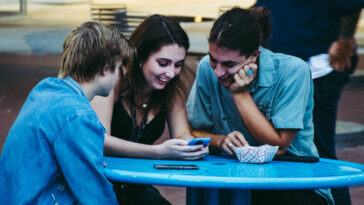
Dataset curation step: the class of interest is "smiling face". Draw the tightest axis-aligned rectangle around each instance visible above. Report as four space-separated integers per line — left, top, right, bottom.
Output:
142 44 186 92
208 42 257 88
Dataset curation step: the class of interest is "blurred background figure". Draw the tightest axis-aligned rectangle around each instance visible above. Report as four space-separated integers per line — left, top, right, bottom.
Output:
254 1 363 204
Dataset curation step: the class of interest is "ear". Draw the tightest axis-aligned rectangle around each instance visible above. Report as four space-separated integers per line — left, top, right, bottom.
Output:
250 49 261 62
100 64 109 76
120 65 127 79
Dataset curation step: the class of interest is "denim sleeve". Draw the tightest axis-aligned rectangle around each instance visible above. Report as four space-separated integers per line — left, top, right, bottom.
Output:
186 56 214 131
271 61 312 130
52 115 118 204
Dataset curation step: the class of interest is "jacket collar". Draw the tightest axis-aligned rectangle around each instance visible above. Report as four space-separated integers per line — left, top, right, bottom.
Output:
62 77 88 100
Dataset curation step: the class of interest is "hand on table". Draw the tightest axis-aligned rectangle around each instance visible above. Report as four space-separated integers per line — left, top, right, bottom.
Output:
157 139 209 160
219 131 249 155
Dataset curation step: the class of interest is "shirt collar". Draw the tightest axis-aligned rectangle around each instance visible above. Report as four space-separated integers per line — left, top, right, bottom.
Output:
250 46 276 93
62 77 88 99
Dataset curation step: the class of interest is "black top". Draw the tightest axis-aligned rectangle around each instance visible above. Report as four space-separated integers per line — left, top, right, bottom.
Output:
111 97 167 145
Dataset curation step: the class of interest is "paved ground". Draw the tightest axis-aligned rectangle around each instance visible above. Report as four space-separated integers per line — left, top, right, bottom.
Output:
1 2 364 205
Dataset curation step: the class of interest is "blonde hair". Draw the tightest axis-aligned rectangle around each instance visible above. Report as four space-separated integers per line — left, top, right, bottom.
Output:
59 21 133 83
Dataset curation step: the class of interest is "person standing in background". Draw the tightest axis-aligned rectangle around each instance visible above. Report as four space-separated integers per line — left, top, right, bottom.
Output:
255 1 363 204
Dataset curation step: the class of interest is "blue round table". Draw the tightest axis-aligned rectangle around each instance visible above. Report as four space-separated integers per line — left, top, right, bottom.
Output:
104 154 364 205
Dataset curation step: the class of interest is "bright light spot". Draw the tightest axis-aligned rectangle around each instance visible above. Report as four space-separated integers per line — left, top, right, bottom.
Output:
194 16 202 23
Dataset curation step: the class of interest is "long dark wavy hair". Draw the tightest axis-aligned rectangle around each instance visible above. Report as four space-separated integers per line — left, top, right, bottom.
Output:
118 14 190 112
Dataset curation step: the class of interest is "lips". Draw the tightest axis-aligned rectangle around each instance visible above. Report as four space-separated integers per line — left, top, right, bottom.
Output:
218 76 233 87
158 76 169 82
155 76 170 87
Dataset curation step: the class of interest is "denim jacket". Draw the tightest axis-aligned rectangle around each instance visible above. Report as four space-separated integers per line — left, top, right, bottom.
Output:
0 77 118 204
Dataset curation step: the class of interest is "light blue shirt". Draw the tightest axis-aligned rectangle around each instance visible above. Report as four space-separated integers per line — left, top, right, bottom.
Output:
0 77 118 205
187 47 333 204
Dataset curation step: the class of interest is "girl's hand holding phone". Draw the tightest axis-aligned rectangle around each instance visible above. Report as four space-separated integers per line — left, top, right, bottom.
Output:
187 138 211 146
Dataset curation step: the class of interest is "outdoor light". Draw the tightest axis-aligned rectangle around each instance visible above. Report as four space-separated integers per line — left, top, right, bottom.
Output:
194 16 202 23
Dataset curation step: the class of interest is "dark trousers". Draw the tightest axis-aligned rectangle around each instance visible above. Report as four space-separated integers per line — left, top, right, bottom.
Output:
113 182 171 205
251 189 327 205
312 55 357 205
313 70 349 159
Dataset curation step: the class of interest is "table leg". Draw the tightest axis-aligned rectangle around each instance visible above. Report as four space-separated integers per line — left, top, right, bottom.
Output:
186 188 219 205
228 189 251 205
186 187 200 205
186 188 250 205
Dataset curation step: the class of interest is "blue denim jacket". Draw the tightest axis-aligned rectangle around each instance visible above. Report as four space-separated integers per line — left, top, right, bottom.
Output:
0 77 118 204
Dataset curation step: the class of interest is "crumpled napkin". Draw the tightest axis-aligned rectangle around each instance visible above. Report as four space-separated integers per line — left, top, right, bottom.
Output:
234 145 279 164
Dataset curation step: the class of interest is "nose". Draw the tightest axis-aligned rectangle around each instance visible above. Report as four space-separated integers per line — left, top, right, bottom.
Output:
164 65 176 78
214 63 225 78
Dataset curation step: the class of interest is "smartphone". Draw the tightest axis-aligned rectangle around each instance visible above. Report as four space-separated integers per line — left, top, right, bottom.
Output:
153 164 199 170
187 138 211 146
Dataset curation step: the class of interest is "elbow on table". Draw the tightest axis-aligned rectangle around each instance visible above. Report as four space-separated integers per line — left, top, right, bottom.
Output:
275 140 291 155
274 129 297 155
276 146 288 155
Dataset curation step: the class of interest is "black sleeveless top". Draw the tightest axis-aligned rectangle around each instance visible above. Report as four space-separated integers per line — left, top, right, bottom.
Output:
111 97 167 145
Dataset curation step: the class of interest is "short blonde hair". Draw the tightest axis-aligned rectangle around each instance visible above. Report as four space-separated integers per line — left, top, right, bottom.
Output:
59 21 133 82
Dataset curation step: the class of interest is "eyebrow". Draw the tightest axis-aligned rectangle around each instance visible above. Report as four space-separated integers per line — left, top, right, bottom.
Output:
156 58 172 62
156 58 184 64
157 58 185 62
208 53 238 65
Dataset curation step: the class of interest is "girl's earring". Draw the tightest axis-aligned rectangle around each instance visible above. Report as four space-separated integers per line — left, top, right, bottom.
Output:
139 63 142 69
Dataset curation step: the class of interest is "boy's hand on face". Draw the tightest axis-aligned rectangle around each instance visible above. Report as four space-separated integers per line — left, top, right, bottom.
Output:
229 63 258 93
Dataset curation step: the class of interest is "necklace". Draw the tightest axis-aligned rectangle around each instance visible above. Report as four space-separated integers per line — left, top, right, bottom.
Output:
129 96 151 142
135 102 148 109
133 97 149 110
